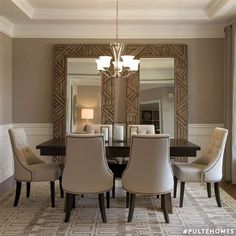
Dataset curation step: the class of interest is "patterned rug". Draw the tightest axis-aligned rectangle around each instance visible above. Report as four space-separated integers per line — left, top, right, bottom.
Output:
0 181 236 236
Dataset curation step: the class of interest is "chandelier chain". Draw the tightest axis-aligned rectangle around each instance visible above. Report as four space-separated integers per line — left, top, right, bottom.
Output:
116 0 118 41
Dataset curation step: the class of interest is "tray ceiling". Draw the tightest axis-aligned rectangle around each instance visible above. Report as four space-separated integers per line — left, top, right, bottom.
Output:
0 0 235 38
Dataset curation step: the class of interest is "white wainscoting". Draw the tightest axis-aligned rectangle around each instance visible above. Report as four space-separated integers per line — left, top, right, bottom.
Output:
0 123 223 183
188 123 224 162
0 124 13 183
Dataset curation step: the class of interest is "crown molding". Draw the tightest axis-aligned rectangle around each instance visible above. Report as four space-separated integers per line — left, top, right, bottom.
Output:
0 17 14 37
206 0 235 18
10 0 34 18
12 23 225 38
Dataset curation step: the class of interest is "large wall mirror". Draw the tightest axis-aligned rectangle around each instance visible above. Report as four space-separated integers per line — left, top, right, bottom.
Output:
66 58 101 133
140 58 174 137
54 44 187 144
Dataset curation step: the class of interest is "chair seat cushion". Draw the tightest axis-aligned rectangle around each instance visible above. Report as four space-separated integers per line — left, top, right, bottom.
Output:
172 162 206 182
29 163 61 182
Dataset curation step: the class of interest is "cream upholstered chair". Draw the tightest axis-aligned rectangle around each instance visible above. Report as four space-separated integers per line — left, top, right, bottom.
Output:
123 125 155 165
85 124 113 141
127 124 155 140
62 134 113 223
8 128 62 207
172 127 228 208
122 134 173 223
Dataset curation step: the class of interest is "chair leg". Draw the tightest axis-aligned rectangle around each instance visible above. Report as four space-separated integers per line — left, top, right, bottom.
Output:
157 195 159 198
98 193 107 223
59 176 64 198
112 177 115 198
126 192 130 208
64 193 73 222
207 183 211 198
174 176 178 198
214 182 221 207
26 182 31 198
50 181 55 208
180 182 185 207
14 181 22 207
161 194 170 223
127 193 136 222
106 191 110 208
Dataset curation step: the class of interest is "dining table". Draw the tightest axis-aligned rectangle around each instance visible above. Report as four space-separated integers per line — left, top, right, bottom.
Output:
36 137 200 178
36 137 201 214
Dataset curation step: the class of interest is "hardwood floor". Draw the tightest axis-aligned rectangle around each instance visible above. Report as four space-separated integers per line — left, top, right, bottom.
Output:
220 181 236 200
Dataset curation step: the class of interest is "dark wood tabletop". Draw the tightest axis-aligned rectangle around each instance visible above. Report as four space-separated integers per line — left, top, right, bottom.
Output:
36 137 201 157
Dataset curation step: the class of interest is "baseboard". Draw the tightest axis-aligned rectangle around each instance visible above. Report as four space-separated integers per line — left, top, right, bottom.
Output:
0 175 14 195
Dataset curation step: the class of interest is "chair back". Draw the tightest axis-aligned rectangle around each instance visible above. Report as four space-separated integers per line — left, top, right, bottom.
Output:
194 127 228 182
8 128 43 181
85 124 112 141
127 125 155 140
122 134 173 194
62 134 113 194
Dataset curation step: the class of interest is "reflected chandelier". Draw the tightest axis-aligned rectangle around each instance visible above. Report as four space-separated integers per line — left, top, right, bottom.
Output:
95 0 140 79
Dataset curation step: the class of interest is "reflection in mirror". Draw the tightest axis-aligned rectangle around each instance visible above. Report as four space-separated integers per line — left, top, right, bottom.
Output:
140 58 174 137
66 58 101 133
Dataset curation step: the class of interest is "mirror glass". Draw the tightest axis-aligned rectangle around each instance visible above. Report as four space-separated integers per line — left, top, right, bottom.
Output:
140 58 174 137
66 58 101 133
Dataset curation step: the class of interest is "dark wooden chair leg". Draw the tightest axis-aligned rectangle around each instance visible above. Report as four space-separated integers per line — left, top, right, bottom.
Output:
65 193 73 222
50 181 55 208
157 195 159 198
180 182 185 207
59 176 64 198
214 182 221 207
127 193 136 222
161 194 170 223
72 194 76 208
14 181 22 207
126 192 130 208
64 192 69 213
98 193 107 223
106 191 110 208
207 183 211 198
174 176 178 198
26 182 31 198
112 177 115 198
81 194 84 198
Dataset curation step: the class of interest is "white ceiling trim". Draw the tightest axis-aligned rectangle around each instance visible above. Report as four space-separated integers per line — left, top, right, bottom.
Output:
0 17 14 37
12 23 225 38
11 0 34 18
31 9 209 21
206 0 235 18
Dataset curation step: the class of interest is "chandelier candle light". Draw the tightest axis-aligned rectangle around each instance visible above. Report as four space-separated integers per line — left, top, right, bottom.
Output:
95 0 140 79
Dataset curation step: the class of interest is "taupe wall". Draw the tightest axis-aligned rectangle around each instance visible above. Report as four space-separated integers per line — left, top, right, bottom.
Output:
0 33 12 124
12 38 224 124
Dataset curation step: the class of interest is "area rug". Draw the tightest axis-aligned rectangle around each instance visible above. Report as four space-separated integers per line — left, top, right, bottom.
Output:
0 181 236 236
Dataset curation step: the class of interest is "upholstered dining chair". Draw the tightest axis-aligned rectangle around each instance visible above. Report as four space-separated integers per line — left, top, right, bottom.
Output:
122 134 173 223
62 134 113 223
8 128 62 208
127 124 155 140
172 127 228 208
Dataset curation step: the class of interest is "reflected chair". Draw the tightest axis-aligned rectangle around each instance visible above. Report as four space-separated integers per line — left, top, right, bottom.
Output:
8 128 62 207
122 134 173 223
123 125 155 164
62 134 113 223
172 127 228 207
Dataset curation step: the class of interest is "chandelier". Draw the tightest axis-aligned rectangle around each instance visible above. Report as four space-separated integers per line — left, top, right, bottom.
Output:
95 0 140 79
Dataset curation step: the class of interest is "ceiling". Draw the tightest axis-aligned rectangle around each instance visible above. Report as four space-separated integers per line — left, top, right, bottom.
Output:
1 0 235 38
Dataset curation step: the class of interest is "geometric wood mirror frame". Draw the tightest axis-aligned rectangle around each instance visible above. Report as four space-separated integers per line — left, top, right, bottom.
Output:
53 44 114 138
125 44 188 143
